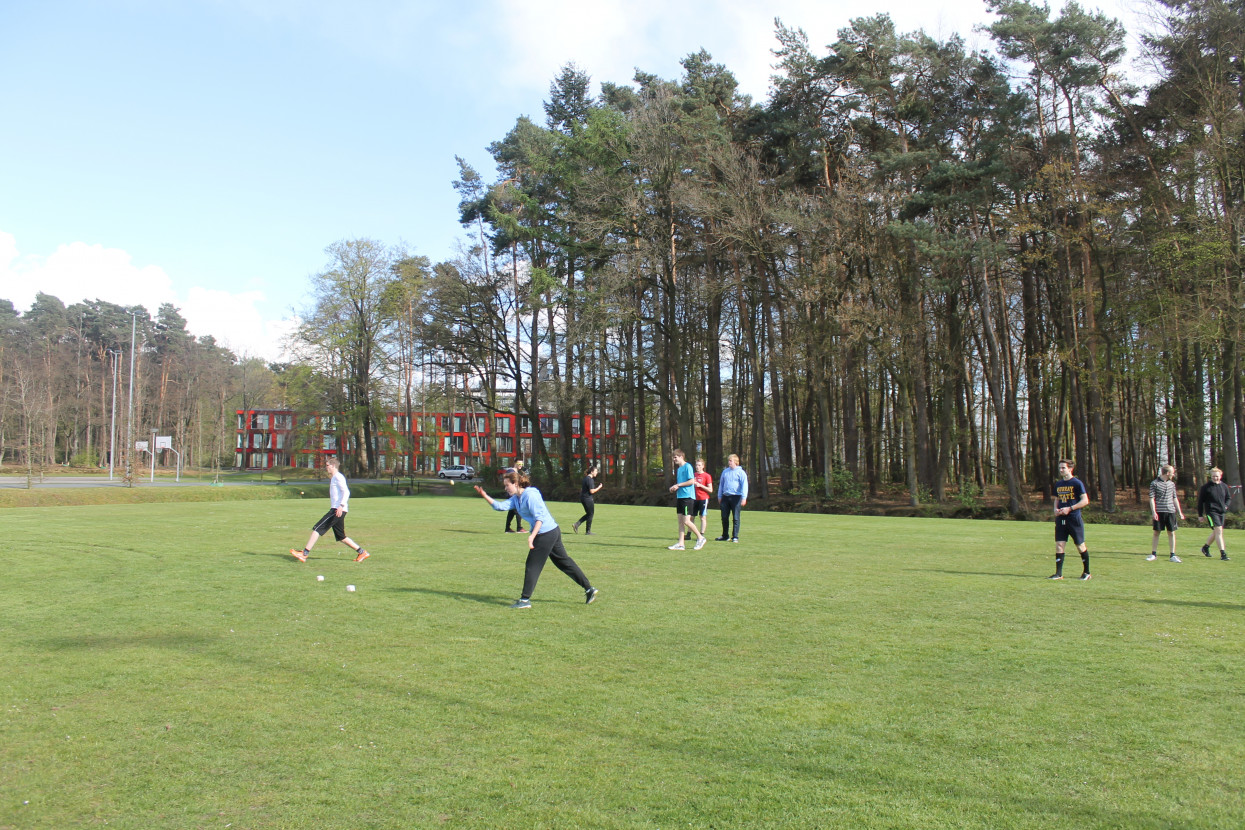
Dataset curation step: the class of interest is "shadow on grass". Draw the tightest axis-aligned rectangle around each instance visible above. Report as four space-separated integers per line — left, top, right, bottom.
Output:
906 568 1033 579
1136 598 1245 611
387 586 509 606
42 632 219 650
238 549 309 560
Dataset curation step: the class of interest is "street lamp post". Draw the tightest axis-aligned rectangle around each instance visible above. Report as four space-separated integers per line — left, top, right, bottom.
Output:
125 313 136 485
107 348 121 481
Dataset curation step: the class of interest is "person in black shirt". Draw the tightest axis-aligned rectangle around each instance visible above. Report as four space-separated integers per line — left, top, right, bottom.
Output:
1197 467 1241 560
504 460 526 533
572 463 603 535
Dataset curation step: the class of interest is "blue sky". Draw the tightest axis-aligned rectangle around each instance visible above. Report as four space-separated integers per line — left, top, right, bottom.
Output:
1 0 1144 358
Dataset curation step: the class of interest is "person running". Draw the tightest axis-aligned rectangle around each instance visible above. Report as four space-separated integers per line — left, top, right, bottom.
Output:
504 459 525 533
715 453 749 542
290 456 370 563
1197 467 1241 561
572 462 603 535
1050 458 1091 580
691 458 713 540
1148 464 1185 562
668 449 706 550
474 469 598 609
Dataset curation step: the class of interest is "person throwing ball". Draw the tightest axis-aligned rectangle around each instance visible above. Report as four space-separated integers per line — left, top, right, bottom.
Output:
290 456 370 563
475 468 598 609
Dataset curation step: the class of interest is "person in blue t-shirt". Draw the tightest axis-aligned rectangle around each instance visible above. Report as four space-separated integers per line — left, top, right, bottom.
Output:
667 448 706 551
475 469 597 609
1050 458 1091 581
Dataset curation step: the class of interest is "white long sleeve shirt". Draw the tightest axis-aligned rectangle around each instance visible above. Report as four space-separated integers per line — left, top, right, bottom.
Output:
329 471 350 512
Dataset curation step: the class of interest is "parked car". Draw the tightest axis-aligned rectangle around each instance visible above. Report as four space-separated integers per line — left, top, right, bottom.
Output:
438 464 476 480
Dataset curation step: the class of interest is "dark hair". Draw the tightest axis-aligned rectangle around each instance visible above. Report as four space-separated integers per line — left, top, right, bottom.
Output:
1059 459 1074 470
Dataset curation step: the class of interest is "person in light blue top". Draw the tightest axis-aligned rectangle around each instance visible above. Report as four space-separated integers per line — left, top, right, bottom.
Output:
715 453 749 542
475 469 597 609
667 448 706 550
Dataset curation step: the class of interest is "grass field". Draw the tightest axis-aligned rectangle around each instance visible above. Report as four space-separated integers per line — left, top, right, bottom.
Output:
2 495 1243 829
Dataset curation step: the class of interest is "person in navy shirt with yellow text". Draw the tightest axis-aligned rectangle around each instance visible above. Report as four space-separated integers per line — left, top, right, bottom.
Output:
1050 459 1091 580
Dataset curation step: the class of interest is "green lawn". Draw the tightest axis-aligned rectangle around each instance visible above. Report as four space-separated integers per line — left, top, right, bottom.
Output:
2 496 1242 828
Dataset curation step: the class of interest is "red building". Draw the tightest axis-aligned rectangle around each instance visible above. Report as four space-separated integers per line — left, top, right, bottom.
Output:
235 409 628 475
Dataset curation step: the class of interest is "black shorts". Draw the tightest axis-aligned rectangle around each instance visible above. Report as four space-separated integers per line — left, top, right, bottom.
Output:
1205 512 1226 528
1153 512 1178 532
312 509 348 541
676 497 695 517
692 499 708 517
1055 513 1085 545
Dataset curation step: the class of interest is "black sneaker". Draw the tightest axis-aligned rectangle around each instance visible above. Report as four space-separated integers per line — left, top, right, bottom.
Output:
585 587 599 604
715 536 729 541
1047 574 1063 580
1203 544 1212 557
1222 553 1231 561
510 598 532 609
1079 573 1092 581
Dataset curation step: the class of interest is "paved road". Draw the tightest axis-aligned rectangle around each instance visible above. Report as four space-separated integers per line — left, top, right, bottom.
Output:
0 475 463 490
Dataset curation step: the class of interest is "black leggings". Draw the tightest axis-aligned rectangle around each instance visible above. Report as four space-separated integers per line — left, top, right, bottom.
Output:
720 494 743 538
506 508 524 531
577 497 595 532
522 527 592 599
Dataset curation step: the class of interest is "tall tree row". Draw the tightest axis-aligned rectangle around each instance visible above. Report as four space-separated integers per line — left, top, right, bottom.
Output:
0 294 249 479
4 1 1240 512
424 0 1242 512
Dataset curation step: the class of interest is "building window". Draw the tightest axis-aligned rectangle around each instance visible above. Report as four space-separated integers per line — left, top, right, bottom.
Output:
519 416 531 434
495 436 513 454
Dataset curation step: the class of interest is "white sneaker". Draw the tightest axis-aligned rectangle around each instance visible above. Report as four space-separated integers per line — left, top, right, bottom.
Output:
693 537 706 550
667 543 685 550
1146 554 1157 561
1169 555 1182 563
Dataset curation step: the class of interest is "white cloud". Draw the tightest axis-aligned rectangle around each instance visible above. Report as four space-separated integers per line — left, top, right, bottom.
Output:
181 285 297 360
0 230 293 360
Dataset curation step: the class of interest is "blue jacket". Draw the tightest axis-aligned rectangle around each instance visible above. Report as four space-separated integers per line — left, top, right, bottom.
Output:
718 466 749 500
490 487 558 531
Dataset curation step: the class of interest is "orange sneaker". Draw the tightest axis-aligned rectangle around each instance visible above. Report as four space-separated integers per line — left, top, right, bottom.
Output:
290 549 307 562
354 550 369 562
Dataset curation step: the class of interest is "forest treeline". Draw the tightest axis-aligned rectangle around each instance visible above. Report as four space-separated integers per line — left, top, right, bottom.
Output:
2 0 1242 515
